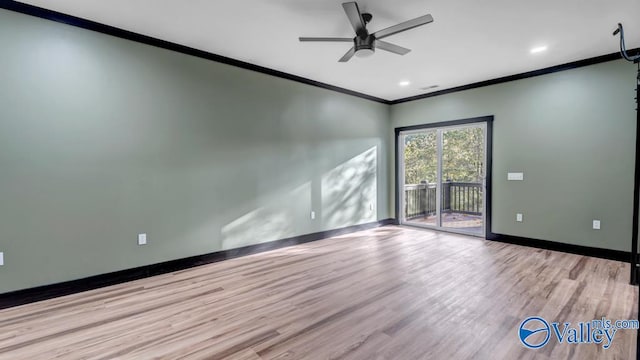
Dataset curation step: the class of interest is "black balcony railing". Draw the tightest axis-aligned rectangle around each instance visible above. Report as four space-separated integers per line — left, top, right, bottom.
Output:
404 181 483 219
404 183 437 218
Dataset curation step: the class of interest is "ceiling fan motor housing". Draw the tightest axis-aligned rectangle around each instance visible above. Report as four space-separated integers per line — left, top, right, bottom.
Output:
354 35 375 56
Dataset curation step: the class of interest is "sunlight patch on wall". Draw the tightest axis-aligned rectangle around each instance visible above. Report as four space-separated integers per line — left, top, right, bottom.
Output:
322 147 377 229
221 181 311 250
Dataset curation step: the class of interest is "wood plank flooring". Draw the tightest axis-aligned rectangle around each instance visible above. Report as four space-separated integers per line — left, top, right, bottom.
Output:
0 226 636 359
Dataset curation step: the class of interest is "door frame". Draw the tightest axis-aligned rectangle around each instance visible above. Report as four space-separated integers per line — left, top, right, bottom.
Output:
394 115 494 239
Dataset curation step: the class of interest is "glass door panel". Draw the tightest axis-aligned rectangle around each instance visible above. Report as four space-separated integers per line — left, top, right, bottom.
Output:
402 130 438 227
440 125 485 235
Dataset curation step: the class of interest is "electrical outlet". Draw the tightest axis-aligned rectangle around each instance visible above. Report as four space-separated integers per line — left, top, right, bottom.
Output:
507 172 524 181
0 252 4 266
310 211 315 220
516 213 523 222
138 233 147 245
593 220 601 230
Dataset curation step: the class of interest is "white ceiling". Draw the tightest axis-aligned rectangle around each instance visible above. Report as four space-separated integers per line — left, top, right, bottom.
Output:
16 0 640 101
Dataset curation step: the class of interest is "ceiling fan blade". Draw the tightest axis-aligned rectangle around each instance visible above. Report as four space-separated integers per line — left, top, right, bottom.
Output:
338 47 356 62
373 14 433 40
299 37 353 42
342 2 367 37
374 40 411 55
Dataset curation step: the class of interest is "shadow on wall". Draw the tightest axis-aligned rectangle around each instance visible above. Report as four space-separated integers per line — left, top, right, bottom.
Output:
220 146 378 250
322 146 377 229
220 182 310 250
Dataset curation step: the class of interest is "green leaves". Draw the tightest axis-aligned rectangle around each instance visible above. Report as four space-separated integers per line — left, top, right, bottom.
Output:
404 127 483 184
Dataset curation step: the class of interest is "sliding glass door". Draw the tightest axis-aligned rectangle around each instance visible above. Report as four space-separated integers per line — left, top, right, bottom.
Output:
401 129 438 227
399 123 487 237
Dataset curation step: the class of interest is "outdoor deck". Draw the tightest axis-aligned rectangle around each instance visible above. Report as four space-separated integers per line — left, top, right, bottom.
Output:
406 212 483 235
404 182 484 235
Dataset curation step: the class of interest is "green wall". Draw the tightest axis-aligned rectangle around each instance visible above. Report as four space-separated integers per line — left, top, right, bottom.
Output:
390 60 637 252
0 9 390 293
0 7 636 294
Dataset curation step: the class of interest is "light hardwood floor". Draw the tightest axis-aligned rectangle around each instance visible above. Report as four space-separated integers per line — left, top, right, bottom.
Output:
0 226 637 359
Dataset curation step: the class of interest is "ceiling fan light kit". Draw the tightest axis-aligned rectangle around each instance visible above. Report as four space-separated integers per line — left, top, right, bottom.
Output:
299 1 434 62
354 35 375 57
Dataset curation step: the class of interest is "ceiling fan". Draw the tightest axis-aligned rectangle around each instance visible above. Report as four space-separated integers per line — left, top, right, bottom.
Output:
299 2 434 62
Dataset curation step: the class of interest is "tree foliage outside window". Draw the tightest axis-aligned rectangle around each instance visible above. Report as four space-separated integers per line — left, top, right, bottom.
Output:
404 127 484 185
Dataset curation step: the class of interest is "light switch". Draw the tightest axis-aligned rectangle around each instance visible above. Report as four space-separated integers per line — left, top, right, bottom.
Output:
138 233 147 245
508 172 524 181
0 252 3 266
593 220 601 230
516 213 523 222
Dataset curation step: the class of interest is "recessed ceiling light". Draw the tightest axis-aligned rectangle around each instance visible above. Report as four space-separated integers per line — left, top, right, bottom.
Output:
399 80 411 87
530 45 548 54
